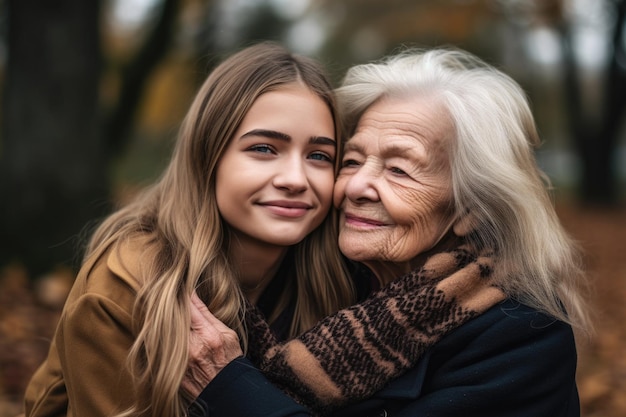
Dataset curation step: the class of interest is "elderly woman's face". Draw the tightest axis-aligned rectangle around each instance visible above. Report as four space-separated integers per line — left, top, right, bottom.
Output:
334 96 455 269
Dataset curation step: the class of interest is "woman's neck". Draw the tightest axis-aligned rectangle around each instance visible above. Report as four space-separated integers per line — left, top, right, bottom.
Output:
228 235 288 304
363 261 412 287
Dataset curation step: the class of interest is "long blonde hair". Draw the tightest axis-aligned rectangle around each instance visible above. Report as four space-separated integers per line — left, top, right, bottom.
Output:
85 42 354 417
336 47 591 335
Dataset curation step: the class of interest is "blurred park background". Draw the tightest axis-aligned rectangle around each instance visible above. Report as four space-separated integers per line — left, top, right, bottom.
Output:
0 0 625 415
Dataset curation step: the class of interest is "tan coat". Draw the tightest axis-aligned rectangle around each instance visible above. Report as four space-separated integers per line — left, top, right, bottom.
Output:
22 237 149 417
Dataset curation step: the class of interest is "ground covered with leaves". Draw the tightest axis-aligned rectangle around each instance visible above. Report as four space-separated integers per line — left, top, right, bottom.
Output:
1 203 625 417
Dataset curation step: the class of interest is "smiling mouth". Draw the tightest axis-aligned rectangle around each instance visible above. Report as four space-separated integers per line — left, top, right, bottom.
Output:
259 200 312 209
344 213 387 227
258 201 312 218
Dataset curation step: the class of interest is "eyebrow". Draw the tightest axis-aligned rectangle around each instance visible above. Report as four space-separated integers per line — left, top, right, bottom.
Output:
384 143 420 158
343 140 361 152
344 139 426 163
241 129 336 146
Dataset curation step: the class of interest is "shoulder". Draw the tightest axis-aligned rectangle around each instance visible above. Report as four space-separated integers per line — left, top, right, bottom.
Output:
334 300 580 417
64 234 157 313
431 298 577 375
104 233 157 290
90 233 157 290
398 300 579 415
449 298 575 344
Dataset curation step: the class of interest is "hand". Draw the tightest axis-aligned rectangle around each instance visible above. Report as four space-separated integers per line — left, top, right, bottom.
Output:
181 292 243 399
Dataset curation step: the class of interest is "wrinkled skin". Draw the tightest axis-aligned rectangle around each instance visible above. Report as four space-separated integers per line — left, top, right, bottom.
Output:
184 94 461 395
335 95 456 285
182 293 242 399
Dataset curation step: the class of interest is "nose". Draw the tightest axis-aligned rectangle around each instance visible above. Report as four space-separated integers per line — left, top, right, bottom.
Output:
273 156 308 193
343 158 380 202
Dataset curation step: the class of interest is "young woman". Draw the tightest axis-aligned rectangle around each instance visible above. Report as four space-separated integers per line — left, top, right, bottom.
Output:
21 42 355 417
185 47 591 417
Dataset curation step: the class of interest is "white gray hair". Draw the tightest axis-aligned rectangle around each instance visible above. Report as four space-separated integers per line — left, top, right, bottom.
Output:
336 47 590 333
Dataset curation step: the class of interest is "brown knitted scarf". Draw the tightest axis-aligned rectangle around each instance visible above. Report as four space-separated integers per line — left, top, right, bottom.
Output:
245 238 506 415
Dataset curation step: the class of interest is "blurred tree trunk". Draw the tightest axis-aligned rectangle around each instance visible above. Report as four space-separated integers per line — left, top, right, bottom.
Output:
594 0 626 204
0 0 180 278
105 0 180 154
0 0 105 276
562 0 625 205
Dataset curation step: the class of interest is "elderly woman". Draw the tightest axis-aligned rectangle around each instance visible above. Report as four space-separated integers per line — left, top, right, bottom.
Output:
185 47 590 417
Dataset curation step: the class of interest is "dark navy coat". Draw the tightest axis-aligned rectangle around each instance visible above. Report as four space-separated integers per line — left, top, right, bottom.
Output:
196 299 580 417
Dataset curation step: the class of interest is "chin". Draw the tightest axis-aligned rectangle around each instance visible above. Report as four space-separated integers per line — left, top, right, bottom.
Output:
339 246 370 262
266 235 307 247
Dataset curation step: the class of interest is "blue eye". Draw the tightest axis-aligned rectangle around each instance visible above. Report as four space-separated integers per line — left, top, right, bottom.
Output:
248 144 274 154
309 152 333 162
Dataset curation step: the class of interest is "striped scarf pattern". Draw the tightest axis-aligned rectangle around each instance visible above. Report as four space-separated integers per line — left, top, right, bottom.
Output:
246 241 506 415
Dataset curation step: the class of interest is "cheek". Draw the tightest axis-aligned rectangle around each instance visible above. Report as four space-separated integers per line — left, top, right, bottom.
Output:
388 187 451 219
388 187 430 223
333 177 347 208
214 168 229 210
311 170 336 209
389 186 453 238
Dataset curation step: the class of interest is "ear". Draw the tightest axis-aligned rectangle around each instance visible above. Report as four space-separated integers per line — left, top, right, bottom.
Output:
452 210 477 236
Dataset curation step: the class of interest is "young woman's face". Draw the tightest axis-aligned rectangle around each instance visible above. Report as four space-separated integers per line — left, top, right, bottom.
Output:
216 83 336 248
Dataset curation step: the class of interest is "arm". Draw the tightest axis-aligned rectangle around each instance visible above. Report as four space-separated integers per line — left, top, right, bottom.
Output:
185 293 313 417
246 246 506 414
183 293 243 398
57 293 137 416
23 292 136 417
193 358 313 417
24 245 143 417
185 245 504 415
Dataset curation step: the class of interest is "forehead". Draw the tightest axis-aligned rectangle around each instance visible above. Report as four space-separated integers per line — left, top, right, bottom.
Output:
239 84 335 134
346 96 453 158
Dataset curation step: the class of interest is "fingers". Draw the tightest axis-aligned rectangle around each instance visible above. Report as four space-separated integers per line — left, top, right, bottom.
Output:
190 292 233 334
189 292 241 352
191 291 206 310
190 293 209 331
184 291 243 398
